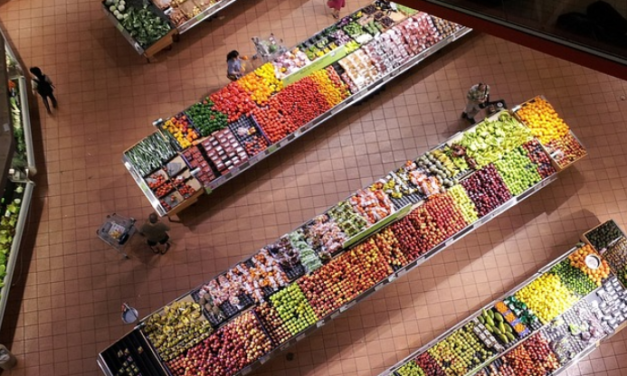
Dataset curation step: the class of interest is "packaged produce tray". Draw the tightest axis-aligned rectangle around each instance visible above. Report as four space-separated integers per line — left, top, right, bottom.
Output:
99 329 168 376
228 116 270 157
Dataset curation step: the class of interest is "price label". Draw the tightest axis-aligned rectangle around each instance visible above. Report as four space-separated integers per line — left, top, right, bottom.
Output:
287 134 295 141
331 312 340 320
296 334 305 342
259 356 269 364
265 145 277 155
317 320 325 328
375 284 384 291
396 270 406 278
115 23 124 32
195 13 205 22
205 187 213 195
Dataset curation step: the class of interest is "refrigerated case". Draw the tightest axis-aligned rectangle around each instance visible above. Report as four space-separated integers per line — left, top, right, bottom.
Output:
0 30 37 331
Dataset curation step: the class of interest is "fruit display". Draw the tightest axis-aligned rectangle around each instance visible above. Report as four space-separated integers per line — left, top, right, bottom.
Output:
550 258 598 296
105 1 172 48
254 302 291 345
406 193 467 253
238 64 282 105
585 220 624 250
298 241 391 318
427 322 494 376
454 112 532 169
567 245 611 286
251 103 298 144
544 132 587 168
142 300 212 361
372 175 421 208
479 333 560 376
210 82 257 122
166 311 272 376
302 214 347 255
228 116 269 157
328 200 369 237
185 97 228 137
515 273 578 323
460 164 512 217
194 292 227 327
181 145 217 186
478 308 520 347
521 139 556 178
372 228 409 270
271 76 330 128
602 238 627 287
515 96 570 144
391 217 425 261
397 360 426 376
200 128 248 175
493 146 542 196
447 184 479 224
268 283 318 335
310 67 351 107
415 352 446 376
125 132 177 177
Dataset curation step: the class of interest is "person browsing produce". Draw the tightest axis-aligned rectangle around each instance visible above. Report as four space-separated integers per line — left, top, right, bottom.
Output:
226 50 244 81
462 83 490 125
140 213 171 254
29 67 57 114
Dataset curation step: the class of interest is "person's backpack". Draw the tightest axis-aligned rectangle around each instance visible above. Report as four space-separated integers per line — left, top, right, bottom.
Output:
34 75 54 96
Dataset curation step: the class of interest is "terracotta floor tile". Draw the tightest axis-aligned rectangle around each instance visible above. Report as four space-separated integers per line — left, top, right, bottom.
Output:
1 0 627 375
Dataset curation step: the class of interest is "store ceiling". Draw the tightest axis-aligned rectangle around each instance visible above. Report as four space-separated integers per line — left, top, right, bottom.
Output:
395 0 627 81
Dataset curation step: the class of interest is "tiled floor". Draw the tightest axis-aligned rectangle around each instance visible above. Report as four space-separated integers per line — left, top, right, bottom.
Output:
1 0 627 375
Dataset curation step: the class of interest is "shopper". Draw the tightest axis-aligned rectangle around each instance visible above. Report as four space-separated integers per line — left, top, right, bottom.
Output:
327 0 346 19
462 83 490 124
140 213 171 254
226 50 244 81
29 67 57 114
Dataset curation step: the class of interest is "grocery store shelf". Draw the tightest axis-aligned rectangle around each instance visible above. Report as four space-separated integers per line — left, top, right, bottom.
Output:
0 181 34 331
203 26 472 194
177 0 238 34
380 229 627 376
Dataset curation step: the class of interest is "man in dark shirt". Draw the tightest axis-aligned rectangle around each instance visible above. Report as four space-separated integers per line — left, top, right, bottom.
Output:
140 213 171 254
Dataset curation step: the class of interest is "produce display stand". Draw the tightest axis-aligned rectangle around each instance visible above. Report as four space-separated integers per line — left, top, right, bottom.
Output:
380 221 627 376
0 32 36 332
124 2 473 217
103 0 239 59
100 98 587 376
2 30 36 179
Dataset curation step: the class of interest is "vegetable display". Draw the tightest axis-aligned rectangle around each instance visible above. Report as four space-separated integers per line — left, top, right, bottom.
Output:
185 98 228 137
125 132 176 177
105 0 172 48
0 184 24 296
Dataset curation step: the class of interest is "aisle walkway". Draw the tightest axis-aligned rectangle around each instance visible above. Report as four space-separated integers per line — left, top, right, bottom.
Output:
0 0 626 375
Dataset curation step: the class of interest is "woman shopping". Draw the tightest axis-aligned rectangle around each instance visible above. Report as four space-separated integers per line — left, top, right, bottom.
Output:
226 50 244 81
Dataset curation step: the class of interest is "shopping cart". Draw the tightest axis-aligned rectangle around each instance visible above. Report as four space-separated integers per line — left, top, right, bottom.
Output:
251 33 287 63
482 99 508 115
97 213 137 258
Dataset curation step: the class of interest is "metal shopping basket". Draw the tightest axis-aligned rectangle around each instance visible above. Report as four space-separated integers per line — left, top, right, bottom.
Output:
97 213 137 258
